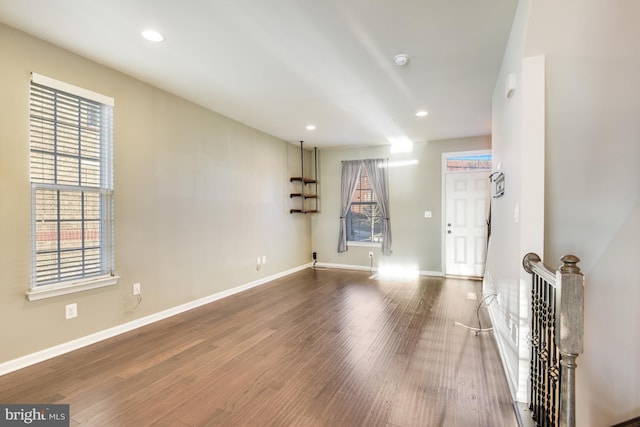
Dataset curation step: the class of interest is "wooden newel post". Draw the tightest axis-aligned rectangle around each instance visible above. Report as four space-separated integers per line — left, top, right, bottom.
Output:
555 255 584 427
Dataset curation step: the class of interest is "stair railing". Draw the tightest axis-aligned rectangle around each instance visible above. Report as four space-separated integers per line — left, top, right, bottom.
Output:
523 253 584 427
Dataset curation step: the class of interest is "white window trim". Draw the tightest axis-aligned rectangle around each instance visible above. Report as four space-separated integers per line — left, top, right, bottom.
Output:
28 73 117 299
31 72 114 106
26 274 119 301
347 241 382 248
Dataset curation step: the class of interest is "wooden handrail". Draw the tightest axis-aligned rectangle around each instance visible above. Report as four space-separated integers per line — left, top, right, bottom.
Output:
523 252 557 284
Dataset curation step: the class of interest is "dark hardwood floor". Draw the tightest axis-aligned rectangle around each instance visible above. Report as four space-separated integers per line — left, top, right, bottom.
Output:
0 268 518 426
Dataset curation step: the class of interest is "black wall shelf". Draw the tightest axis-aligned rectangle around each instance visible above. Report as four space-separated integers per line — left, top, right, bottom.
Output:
290 141 318 214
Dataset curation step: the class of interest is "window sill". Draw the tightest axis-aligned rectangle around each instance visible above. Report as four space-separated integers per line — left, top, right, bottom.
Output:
347 241 382 248
26 275 120 301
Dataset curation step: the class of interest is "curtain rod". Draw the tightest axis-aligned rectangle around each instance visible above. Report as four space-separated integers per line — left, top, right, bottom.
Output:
341 158 388 162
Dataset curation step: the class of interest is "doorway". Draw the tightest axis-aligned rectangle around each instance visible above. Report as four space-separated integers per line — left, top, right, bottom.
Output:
442 151 492 277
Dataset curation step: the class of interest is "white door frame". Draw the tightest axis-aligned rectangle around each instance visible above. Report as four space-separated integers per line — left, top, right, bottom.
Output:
441 149 492 276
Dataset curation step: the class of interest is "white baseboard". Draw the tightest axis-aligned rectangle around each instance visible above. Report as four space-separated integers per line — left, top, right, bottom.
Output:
486 302 536 425
0 263 311 377
486 300 519 401
315 262 375 272
315 262 444 278
419 270 445 277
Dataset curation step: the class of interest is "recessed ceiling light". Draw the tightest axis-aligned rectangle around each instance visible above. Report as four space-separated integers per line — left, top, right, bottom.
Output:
142 29 165 42
416 110 429 117
393 53 409 66
306 124 316 130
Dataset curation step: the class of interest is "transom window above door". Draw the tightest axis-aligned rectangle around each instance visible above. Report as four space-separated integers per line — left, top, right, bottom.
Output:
445 154 492 172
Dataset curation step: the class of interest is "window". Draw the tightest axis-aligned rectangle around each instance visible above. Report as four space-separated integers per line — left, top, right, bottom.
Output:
445 154 492 171
346 166 383 243
28 73 116 300
338 159 391 254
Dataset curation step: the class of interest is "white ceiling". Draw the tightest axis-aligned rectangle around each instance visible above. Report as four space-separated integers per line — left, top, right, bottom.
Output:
0 0 517 149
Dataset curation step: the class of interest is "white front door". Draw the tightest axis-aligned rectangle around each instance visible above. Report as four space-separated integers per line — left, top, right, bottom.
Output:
445 171 491 277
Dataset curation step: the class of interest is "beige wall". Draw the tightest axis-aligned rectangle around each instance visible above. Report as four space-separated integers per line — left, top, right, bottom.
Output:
484 0 537 403
0 24 311 364
311 136 491 273
535 1 640 425
488 0 640 425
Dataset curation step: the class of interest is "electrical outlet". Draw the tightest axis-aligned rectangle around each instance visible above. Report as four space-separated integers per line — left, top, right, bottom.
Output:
257 257 261 265
65 303 77 319
312 252 317 260
262 255 267 264
133 283 141 296
368 251 374 258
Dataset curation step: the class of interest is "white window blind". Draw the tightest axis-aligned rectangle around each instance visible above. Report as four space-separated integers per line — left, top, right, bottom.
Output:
29 74 115 289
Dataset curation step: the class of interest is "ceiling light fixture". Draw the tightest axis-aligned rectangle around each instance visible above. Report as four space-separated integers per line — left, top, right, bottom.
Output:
416 110 428 117
389 137 413 153
393 53 409 67
306 124 316 131
142 29 165 42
